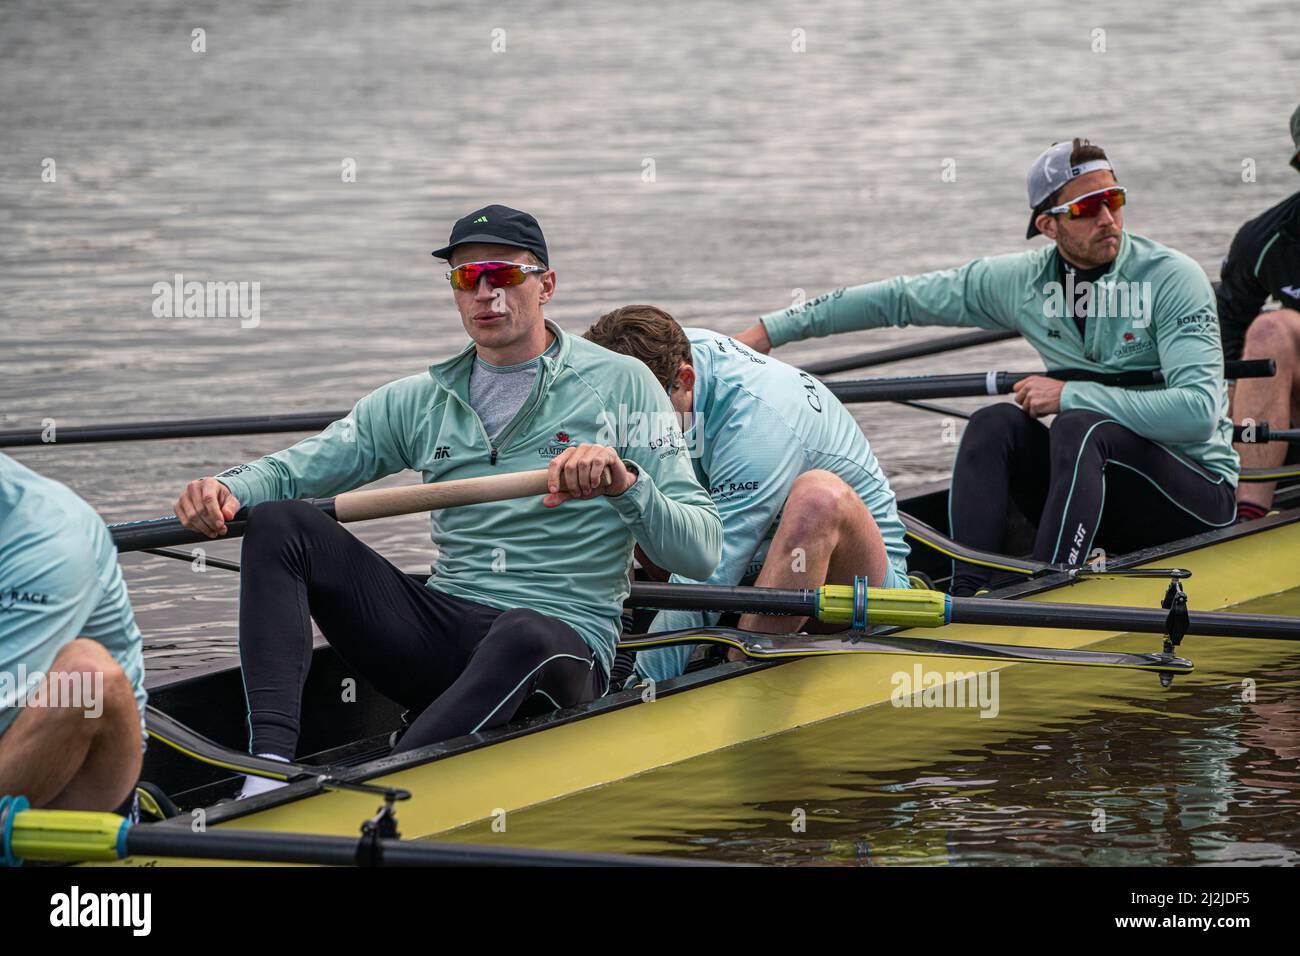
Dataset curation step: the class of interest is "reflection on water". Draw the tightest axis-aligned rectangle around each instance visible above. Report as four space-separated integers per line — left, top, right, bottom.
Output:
439 591 1300 865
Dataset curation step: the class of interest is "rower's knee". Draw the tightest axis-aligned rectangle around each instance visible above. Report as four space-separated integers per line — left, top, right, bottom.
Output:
1048 409 1111 464
956 402 1033 462
971 402 1028 426
965 402 1033 441
484 608 567 661
1051 408 1107 435
784 471 859 532
244 498 332 541
1243 309 1300 362
51 638 116 678
47 640 133 725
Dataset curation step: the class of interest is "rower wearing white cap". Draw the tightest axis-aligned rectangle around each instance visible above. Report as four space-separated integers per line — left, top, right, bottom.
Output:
736 139 1238 594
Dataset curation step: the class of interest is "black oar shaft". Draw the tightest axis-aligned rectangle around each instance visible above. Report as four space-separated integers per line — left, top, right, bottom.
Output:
123 825 711 867
827 372 1017 402
1229 359 1277 379
0 411 348 447
800 329 1017 376
628 582 816 616
111 496 327 548
111 502 334 553
896 400 972 419
110 517 250 553
628 582 1300 642
142 547 243 571
1233 422 1300 444
3 360 1271 447
111 512 253 548
950 596 1300 641
826 359 1274 405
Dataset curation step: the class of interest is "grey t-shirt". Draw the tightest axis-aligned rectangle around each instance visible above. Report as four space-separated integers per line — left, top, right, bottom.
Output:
468 340 558 441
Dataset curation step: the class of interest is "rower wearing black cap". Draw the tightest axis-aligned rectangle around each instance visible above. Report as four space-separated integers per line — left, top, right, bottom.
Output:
172 203 721 797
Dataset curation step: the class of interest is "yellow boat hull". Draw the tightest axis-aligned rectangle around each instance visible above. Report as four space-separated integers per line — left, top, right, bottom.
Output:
104 518 1300 865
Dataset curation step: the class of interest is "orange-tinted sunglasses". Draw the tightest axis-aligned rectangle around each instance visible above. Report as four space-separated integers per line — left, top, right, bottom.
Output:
1047 186 1127 221
446 260 547 291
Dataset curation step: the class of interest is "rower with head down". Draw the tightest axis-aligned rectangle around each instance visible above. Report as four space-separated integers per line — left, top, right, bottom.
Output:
586 305 911 684
0 454 147 816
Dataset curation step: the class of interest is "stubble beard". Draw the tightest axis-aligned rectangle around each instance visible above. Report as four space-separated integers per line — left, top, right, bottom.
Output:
1059 228 1119 270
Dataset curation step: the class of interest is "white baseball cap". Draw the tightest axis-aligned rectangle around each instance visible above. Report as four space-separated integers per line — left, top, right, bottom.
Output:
1026 141 1115 238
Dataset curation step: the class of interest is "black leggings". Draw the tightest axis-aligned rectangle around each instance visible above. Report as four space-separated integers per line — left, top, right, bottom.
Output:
238 500 606 757
948 405 1236 595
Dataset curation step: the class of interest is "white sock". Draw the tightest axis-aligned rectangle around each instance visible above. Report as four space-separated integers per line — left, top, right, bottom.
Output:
237 753 291 799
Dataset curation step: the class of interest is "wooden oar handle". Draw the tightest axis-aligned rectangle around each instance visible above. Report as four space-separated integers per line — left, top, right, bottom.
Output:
107 468 616 553
331 467 612 522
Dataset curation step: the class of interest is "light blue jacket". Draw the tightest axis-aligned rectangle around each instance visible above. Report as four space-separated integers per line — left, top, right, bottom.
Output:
634 329 910 683
216 323 723 678
761 233 1239 483
0 453 147 738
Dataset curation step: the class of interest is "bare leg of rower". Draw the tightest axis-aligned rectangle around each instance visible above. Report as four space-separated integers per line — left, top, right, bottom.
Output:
0 639 142 811
735 470 889 640
1232 309 1300 514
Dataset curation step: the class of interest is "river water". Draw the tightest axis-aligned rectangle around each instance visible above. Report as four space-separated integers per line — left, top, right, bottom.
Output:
438 590 1300 866
2 0 1298 863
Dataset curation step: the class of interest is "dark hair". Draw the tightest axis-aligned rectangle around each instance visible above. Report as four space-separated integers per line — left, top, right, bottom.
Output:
584 305 692 390
1040 138 1113 213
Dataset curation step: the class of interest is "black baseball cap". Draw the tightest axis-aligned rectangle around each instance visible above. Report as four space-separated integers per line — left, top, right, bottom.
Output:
432 204 549 266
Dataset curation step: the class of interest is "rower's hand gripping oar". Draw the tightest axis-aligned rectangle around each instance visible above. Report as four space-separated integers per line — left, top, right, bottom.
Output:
110 468 611 553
